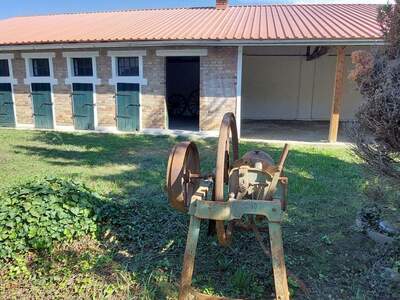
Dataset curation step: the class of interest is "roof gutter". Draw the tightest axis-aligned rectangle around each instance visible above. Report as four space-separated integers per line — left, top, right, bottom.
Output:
0 39 385 51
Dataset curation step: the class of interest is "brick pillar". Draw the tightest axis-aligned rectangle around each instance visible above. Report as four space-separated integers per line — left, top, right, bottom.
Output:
96 49 116 129
199 47 237 131
12 52 32 125
141 48 166 129
53 50 73 127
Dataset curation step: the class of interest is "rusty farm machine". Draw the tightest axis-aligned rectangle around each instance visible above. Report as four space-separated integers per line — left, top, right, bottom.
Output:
166 112 292 300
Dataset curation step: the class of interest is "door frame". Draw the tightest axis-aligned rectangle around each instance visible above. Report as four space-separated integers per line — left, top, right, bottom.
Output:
63 51 100 130
29 83 56 129
112 83 142 131
156 49 206 131
22 52 58 129
71 83 97 131
11 85 17 127
108 50 147 132
0 53 18 127
0 83 17 127
164 56 200 131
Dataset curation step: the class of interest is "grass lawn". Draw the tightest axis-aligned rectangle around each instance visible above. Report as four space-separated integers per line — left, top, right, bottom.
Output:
0 128 388 299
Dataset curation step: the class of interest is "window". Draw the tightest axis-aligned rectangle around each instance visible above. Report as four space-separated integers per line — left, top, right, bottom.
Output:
32 58 50 77
22 53 57 85
108 50 146 85
73 58 93 77
63 52 100 85
0 59 10 77
117 57 139 77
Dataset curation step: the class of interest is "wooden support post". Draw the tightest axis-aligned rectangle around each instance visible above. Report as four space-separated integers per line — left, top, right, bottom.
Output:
179 216 201 300
269 222 290 300
328 46 346 143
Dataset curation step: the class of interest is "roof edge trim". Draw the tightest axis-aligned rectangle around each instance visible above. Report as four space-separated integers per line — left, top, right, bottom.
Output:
0 39 385 51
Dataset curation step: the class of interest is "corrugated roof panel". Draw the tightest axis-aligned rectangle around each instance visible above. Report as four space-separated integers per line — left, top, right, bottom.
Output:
322 6 371 38
265 6 277 39
290 5 320 39
279 5 296 39
283 6 305 39
258 6 268 39
316 7 352 38
224 6 246 39
0 4 383 46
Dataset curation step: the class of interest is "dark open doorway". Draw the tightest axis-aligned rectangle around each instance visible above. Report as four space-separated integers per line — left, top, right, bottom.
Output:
166 56 200 131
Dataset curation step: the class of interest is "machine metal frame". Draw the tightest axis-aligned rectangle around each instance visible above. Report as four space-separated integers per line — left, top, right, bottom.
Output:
166 112 291 300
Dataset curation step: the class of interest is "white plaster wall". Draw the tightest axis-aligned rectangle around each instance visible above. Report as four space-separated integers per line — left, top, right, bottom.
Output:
242 46 370 121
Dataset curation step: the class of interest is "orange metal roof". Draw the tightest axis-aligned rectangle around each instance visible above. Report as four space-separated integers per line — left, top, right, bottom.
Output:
0 4 383 46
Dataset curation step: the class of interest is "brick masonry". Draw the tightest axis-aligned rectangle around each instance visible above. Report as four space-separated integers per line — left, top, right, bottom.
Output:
6 46 239 131
12 52 31 125
141 48 166 129
200 47 238 131
53 50 72 126
96 48 115 128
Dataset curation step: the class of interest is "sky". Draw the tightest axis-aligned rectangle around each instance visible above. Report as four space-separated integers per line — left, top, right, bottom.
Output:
0 0 391 20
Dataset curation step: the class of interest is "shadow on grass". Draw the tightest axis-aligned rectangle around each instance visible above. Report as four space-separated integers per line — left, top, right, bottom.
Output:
13 131 186 199
11 131 384 299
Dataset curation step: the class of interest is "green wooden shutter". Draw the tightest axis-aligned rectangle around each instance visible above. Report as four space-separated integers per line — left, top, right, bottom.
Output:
72 83 95 130
0 83 15 127
31 83 54 129
116 83 140 132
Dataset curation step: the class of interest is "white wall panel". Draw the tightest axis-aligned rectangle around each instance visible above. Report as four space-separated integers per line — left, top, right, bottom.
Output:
242 46 367 121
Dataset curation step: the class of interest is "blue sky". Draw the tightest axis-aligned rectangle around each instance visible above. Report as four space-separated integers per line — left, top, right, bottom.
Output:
0 0 389 20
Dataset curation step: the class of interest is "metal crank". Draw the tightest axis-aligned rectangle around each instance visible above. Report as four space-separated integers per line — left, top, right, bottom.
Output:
166 112 292 300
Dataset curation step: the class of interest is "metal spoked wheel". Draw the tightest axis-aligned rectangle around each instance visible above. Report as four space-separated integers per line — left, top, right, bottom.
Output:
214 112 239 246
166 141 200 213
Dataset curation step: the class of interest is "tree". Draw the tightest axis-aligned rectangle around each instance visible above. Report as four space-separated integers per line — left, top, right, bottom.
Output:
348 1 400 183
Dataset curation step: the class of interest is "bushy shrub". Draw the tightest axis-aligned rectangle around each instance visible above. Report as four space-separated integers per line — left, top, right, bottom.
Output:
0 177 103 259
348 2 400 183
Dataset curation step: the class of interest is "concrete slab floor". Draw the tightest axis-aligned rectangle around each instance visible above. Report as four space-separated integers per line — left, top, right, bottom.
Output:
241 120 352 144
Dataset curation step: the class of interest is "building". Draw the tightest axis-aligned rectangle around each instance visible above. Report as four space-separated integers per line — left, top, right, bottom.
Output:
0 1 383 142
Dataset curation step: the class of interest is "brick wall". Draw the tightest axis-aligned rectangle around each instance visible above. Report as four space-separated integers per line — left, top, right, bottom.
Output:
96 49 115 128
12 52 32 125
6 46 238 132
200 47 238 131
53 48 116 128
53 50 72 126
141 48 166 129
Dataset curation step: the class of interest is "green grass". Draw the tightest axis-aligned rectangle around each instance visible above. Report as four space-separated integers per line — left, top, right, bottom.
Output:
0 128 390 299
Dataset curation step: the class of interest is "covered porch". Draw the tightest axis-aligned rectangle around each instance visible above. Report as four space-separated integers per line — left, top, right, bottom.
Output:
237 45 369 143
241 120 351 144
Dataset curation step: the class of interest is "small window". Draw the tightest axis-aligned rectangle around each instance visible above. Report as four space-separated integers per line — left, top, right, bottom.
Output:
117 57 139 76
0 59 10 77
72 58 93 77
31 58 50 77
